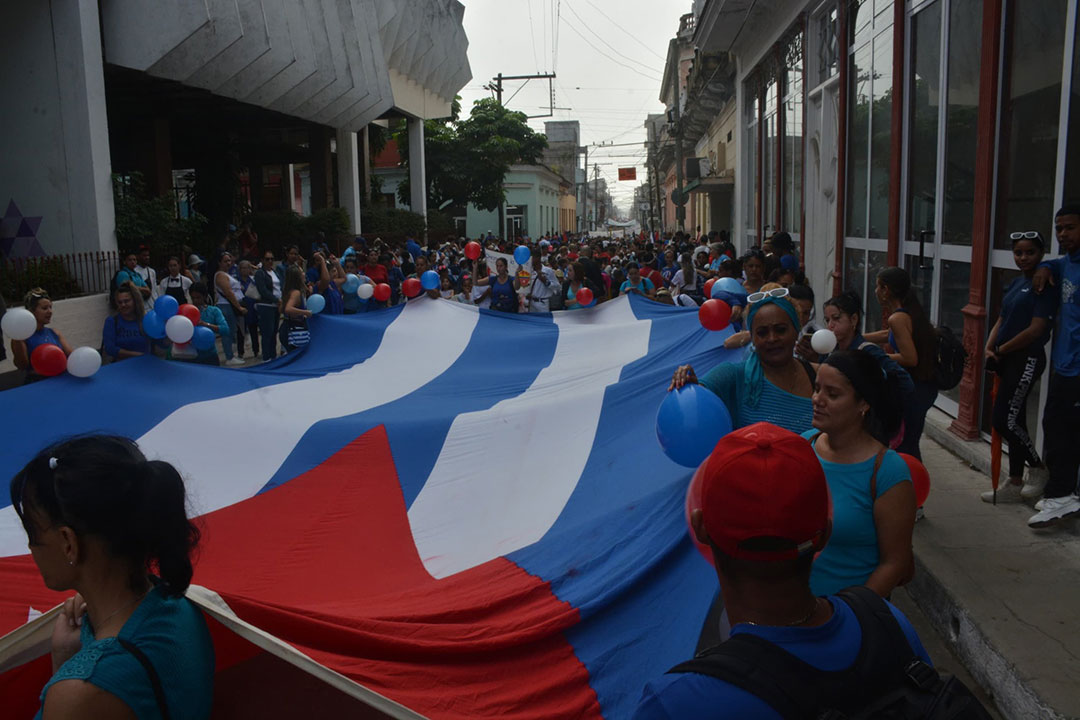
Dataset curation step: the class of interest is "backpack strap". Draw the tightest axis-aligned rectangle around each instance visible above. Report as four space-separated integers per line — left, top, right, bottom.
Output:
668 633 836 719
118 638 171 720
834 586 925 687
869 448 886 500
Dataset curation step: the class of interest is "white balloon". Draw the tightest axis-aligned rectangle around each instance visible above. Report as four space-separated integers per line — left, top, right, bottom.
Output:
811 328 839 354
1 308 38 341
67 346 102 378
356 282 374 299
165 315 194 344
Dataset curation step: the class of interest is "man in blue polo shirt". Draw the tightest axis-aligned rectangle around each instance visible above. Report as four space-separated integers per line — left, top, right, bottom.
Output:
632 423 932 719
1029 205 1080 527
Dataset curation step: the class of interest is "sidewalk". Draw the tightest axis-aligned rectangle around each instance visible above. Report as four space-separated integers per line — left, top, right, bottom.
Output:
911 411 1080 719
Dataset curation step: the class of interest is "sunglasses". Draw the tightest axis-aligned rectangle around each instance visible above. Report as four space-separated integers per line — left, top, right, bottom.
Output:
747 287 789 304
1009 231 1042 241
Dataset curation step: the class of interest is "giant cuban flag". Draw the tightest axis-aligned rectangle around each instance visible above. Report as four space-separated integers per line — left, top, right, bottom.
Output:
0 295 740 719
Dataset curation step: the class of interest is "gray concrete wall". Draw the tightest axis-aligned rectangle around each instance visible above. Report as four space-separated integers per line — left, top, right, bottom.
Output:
0 0 115 258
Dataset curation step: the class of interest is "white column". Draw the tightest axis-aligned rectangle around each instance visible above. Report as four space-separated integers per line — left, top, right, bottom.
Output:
408 117 427 220
336 128 361 234
285 163 296 213
54 0 116 254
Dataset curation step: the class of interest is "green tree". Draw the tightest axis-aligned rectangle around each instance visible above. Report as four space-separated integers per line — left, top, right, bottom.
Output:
396 97 547 237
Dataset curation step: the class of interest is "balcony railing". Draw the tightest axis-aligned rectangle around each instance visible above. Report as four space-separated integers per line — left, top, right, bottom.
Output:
1 251 121 303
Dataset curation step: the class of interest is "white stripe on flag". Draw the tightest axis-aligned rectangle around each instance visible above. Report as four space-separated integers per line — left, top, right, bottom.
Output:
0 300 479 557
408 296 651 578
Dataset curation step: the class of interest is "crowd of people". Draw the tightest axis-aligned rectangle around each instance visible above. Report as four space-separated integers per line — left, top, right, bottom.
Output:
8 206 1079 717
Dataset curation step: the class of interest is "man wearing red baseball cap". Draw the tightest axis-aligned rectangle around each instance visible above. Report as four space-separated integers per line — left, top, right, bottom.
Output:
632 423 934 719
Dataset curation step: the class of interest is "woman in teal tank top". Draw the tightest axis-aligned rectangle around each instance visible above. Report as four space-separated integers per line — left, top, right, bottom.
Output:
10 436 213 719
669 292 816 434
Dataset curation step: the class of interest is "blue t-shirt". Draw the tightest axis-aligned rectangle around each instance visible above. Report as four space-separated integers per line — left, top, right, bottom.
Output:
1040 250 1080 376
998 275 1056 348
36 585 214 720
632 595 931 719
102 315 151 359
699 361 814 434
801 431 911 596
322 280 344 315
620 277 655 295
24 327 62 356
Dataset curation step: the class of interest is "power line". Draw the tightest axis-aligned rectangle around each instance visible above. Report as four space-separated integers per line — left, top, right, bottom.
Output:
562 1 663 75
554 0 562 73
579 0 668 62
558 18 662 83
527 0 540 71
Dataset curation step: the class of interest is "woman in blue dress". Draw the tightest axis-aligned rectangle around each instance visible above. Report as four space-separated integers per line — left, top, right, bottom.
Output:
669 290 816 435
11 288 72 383
11 435 214 719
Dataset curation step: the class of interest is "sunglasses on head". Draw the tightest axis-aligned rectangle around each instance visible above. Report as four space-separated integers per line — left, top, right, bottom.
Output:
747 287 789 304
1009 231 1042 241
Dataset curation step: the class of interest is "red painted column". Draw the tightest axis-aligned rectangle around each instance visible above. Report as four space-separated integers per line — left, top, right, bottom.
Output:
832 2 849 298
800 23 808 267
949 0 1003 439
887 0 906 267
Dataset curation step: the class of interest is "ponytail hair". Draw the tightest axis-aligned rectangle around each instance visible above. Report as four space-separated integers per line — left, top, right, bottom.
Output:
10 435 199 596
824 349 905 444
876 267 937 382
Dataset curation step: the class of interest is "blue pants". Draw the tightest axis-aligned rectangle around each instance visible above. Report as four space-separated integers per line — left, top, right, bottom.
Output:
897 379 938 461
256 304 279 361
217 304 238 360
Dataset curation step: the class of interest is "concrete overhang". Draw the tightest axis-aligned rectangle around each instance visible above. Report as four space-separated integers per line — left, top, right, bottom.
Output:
693 0 760 53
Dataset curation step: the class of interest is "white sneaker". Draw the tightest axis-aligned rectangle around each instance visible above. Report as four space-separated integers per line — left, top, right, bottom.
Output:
981 483 1024 504
1021 467 1048 500
1027 495 1080 528
226 357 246 366
1034 498 1045 511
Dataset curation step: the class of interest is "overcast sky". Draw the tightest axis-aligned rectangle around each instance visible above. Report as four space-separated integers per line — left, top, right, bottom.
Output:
458 0 691 213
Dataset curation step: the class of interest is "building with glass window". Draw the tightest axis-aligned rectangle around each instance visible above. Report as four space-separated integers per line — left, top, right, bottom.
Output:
689 0 1078 445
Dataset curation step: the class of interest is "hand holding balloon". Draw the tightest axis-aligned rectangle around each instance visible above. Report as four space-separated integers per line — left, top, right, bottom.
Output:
656 384 734 467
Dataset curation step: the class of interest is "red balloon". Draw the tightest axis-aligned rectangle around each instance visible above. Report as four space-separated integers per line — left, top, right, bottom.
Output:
464 241 482 260
698 299 732 331
177 303 201 327
703 278 716 298
685 462 711 561
576 287 594 306
31 344 67 376
373 283 392 302
899 453 931 507
402 278 422 298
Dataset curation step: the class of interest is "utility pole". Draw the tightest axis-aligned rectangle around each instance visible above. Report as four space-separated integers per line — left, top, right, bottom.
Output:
578 145 588 234
650 139 664 234
485 71 557 239
593 164 600 231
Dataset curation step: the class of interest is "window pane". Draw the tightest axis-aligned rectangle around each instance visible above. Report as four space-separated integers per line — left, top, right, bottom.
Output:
846 42 872 236
865 249 888 332
783 35 804 235
850 0 872 49
745 103 759 244
906 3 942 244
764 80 779 235
817 7 840 84
903 254 935 321
938 259 972 405
844 247 866 308
941 0 983 246
1064 6 1080 208
995 0 1068 249
868 29 892 239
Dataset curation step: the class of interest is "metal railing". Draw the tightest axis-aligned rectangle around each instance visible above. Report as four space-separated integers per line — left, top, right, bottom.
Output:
1 251 121 303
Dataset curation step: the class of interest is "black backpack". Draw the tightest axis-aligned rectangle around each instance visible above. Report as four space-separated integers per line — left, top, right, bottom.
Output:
668 586 993 719
934 326 967 390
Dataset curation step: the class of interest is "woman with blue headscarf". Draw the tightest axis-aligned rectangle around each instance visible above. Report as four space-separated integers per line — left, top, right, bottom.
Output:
669 290 816 434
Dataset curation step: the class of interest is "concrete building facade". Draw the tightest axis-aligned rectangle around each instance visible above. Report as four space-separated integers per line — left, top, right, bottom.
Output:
0 0 471 259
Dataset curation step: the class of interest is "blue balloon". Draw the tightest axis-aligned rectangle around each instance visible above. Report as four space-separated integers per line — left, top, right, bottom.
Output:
781 254 800 271
142 310 166 339
420 270 441 291
153 294 179 319
192 325 216 351
343 273 360 294
307 293 326 314
716 277 746 295
514 245 531 265
656 384 735 468
712 289 747 308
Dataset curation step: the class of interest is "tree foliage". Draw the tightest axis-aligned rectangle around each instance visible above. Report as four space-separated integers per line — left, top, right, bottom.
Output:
396 97 548 213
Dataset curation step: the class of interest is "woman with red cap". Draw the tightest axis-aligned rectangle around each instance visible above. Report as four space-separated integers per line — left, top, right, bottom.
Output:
806 349 915 597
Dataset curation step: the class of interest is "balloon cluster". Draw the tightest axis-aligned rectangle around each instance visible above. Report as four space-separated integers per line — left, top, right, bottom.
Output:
2 308 103 378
